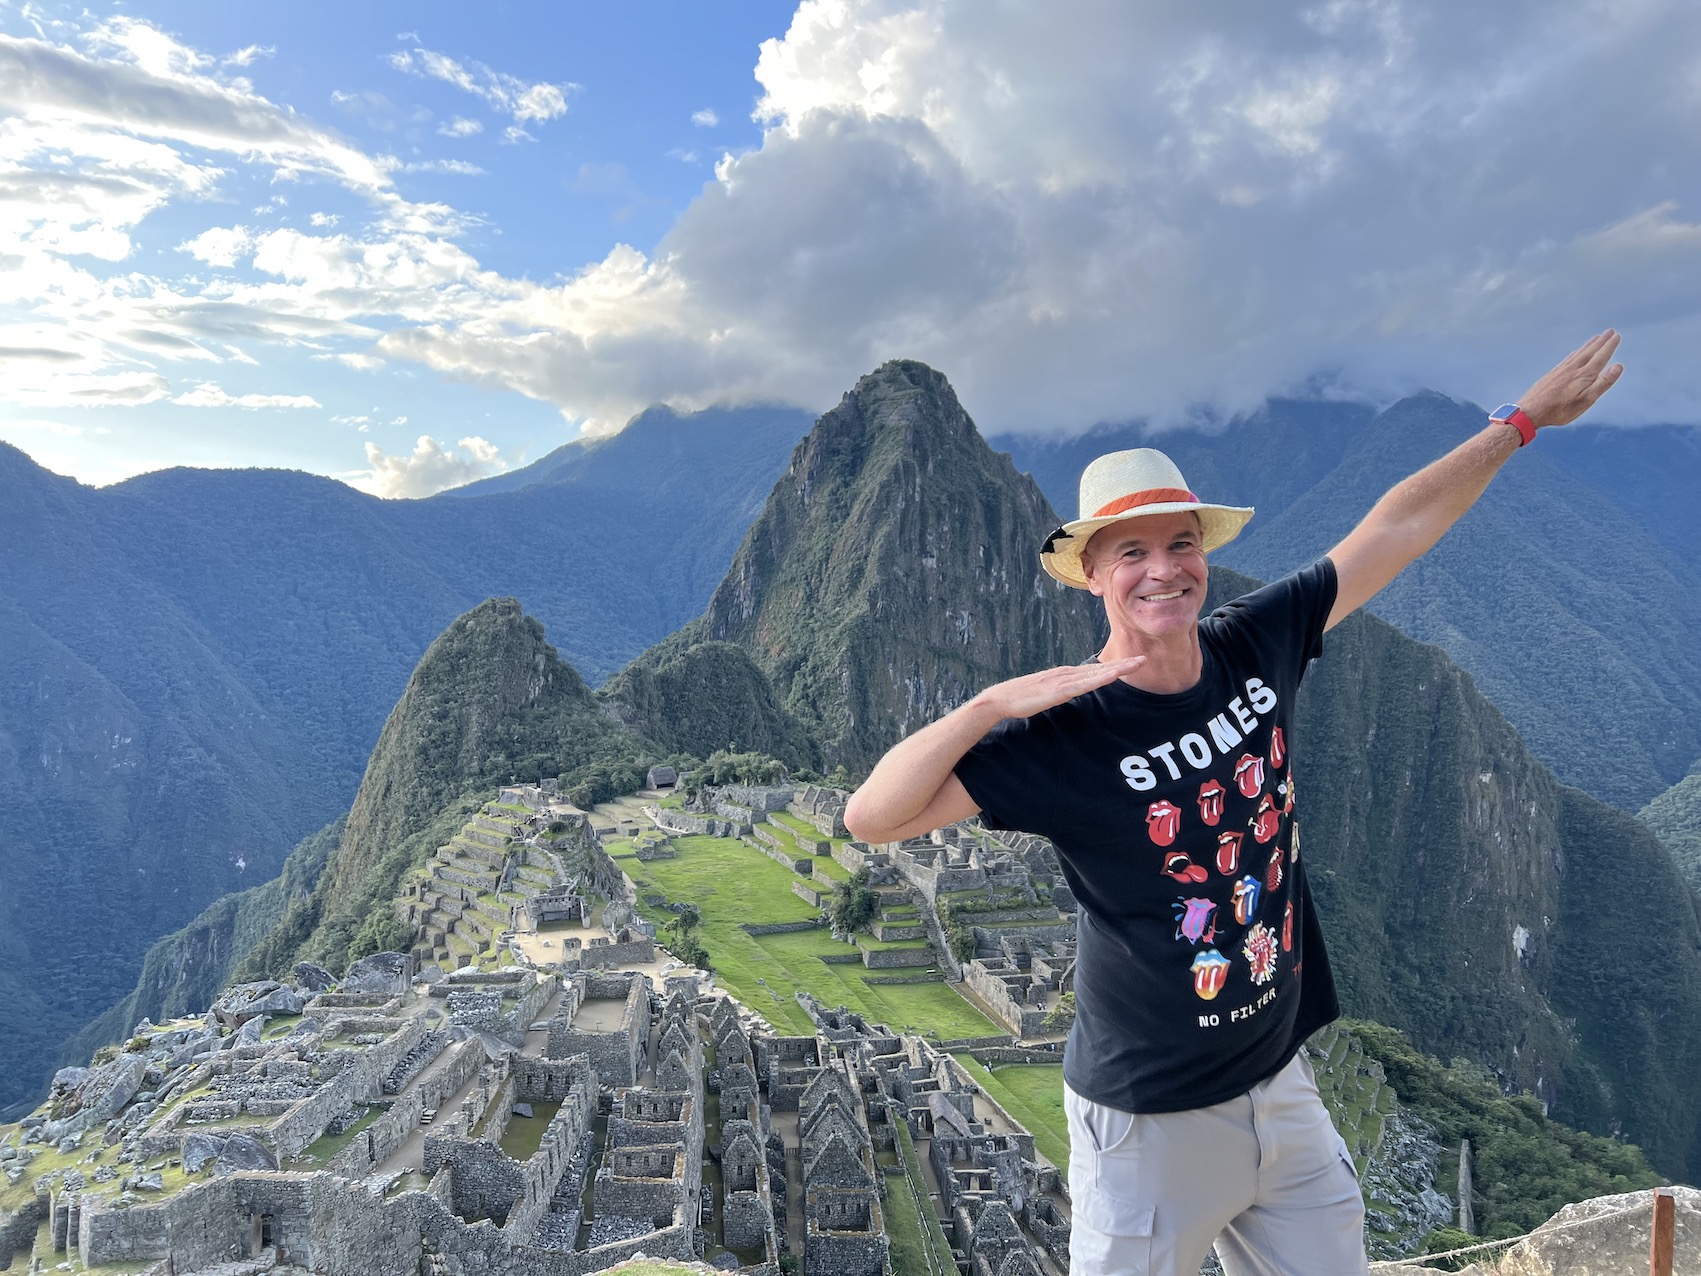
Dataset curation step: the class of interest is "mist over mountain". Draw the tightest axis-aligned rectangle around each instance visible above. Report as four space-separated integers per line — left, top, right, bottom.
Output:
996 402 1701 809
0 403 809 1118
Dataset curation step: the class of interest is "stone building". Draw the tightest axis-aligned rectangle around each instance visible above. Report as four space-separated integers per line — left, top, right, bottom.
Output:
798 1064 888 1276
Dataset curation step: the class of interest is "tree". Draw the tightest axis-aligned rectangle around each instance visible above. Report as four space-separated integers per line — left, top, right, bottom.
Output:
830 869 879 936
1042 991 1076 1033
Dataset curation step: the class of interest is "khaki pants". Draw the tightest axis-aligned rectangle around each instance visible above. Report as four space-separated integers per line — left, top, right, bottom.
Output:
1066 1053 1367 1275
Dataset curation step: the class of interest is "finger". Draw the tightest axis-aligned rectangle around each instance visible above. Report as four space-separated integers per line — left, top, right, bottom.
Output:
1580 330 1621 374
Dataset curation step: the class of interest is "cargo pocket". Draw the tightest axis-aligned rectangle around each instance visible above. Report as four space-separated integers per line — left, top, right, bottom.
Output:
1072 1196 1156 1275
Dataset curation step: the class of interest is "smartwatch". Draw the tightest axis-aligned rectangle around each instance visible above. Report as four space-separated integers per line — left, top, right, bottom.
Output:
1490 403 1538 447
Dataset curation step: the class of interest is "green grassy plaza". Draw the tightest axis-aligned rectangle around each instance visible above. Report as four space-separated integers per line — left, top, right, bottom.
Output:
615 832 1000 1040
954 1055 1069 1170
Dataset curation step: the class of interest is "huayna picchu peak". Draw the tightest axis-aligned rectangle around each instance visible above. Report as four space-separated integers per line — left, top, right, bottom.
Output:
666 360 1104 771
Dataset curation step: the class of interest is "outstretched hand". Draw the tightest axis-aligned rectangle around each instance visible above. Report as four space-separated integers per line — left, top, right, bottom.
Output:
1520 329 1624 429
974 656 1146 720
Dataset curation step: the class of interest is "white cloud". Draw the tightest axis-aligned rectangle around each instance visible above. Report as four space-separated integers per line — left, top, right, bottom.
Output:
691 108 719 127
354 433 507 497
389 43 573 131
223 44 273 68
439 116 483 138
172 382 322 409
181 225 253 268
400 158 484 176
375 0 1701 431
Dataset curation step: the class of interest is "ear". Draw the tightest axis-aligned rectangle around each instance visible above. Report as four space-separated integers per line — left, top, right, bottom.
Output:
1080 550 1108 598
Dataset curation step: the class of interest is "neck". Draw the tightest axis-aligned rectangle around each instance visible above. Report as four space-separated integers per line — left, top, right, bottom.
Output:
1101 626 1203 693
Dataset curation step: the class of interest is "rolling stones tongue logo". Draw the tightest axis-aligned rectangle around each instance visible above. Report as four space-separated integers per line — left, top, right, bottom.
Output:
1266 847 1283 892
1174 897 1218 944
1146 800 1182 847
1232 875 1262 925
1234 753 1265 799
1271 726 1286 769
1163 851 1209 884
1216 830 1243 876
1282 901 1294 952
1190 948 1231 1000
1252 793 1280 844
1197 778 1226 827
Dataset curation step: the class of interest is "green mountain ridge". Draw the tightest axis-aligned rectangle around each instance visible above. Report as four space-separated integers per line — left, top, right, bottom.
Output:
234 597 650 980
1639 769 1701 892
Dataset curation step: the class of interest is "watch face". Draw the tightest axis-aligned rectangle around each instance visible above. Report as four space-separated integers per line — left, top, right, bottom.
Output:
1490 403 1522 422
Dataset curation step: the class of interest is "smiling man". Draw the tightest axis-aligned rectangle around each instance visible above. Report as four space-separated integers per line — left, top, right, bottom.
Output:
844 331 1625 1275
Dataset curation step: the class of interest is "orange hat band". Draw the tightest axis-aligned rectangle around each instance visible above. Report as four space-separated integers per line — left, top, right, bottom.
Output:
1091 487 1199 519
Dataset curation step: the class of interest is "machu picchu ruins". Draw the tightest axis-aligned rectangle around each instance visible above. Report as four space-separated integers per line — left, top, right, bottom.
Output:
0 777 1638 1275
0 783 1086 1276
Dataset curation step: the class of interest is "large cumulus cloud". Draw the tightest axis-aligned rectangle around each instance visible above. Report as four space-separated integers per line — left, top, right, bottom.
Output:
3 0 1700 463
396 0 1701 432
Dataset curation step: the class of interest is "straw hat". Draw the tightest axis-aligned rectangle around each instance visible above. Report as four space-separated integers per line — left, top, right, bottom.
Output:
1040 448 1254 590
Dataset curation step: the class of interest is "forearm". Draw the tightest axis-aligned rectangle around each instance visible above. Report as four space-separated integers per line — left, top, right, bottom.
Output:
844 696 1006 842
1364 421 1519 553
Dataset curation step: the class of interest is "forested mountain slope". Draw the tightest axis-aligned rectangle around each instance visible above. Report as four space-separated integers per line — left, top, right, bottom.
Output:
0 403 809 1118
639 360 1105 772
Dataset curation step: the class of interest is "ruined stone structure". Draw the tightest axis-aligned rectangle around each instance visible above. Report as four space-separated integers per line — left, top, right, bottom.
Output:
2 784 1095 1276
963 937 1077 1038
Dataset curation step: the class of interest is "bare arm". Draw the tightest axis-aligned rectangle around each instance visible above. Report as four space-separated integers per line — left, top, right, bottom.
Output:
844 657 1145 844
1325 329 1625 630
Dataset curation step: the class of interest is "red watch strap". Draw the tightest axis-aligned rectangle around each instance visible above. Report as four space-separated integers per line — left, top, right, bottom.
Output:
1496 407 1538 446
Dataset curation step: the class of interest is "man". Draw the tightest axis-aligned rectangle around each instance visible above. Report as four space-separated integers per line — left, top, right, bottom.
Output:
843 331 1624 1275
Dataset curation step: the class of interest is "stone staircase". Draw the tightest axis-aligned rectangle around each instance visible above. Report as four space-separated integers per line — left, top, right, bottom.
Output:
407 802 564 968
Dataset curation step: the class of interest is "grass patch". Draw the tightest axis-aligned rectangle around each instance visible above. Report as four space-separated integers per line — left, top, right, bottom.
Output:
892 1119 955 1273
295 1106 385 1168
954 1056 1069 1170
498 1100 562 1161
628 833 999 1041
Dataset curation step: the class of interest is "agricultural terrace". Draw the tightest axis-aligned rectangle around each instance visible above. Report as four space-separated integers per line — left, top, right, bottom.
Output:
607 830 999 1041
954 1055 1069 1171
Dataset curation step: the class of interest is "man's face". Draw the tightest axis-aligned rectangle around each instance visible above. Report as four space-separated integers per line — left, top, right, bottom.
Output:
1080 511 1208 643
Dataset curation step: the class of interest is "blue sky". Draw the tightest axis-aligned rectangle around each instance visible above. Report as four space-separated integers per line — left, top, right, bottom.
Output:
3 0 1700 495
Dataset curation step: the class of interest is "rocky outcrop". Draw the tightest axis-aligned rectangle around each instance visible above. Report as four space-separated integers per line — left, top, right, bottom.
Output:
1374 1186 1699 1275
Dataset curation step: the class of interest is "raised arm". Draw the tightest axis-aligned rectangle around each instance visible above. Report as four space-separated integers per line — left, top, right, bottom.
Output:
844 657 1145 844
1325 329 1625 630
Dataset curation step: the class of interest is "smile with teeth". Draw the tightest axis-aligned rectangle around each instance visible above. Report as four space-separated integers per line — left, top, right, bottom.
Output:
1142 590 1186 601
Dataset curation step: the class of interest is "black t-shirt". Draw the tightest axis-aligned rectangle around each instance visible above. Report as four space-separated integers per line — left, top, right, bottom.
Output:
954 559 1340 1114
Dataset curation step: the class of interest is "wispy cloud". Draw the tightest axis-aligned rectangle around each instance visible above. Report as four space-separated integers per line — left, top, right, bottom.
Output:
172 383 322 409
691 107 718 127
222 44 272 68
388 42 574 134
438 115 482 138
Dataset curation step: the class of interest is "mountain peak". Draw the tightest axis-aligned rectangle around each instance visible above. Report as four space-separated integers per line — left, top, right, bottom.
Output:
695 360 1103 770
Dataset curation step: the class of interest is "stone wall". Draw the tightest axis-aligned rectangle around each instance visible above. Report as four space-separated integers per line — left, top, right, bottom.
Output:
861 946 935 970
546 974 647 1087
329 1038 484 1180
741 919 823 936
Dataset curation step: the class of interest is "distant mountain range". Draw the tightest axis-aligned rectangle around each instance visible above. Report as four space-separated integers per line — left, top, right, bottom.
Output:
0 404 811 1118
5 373 1697 1133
